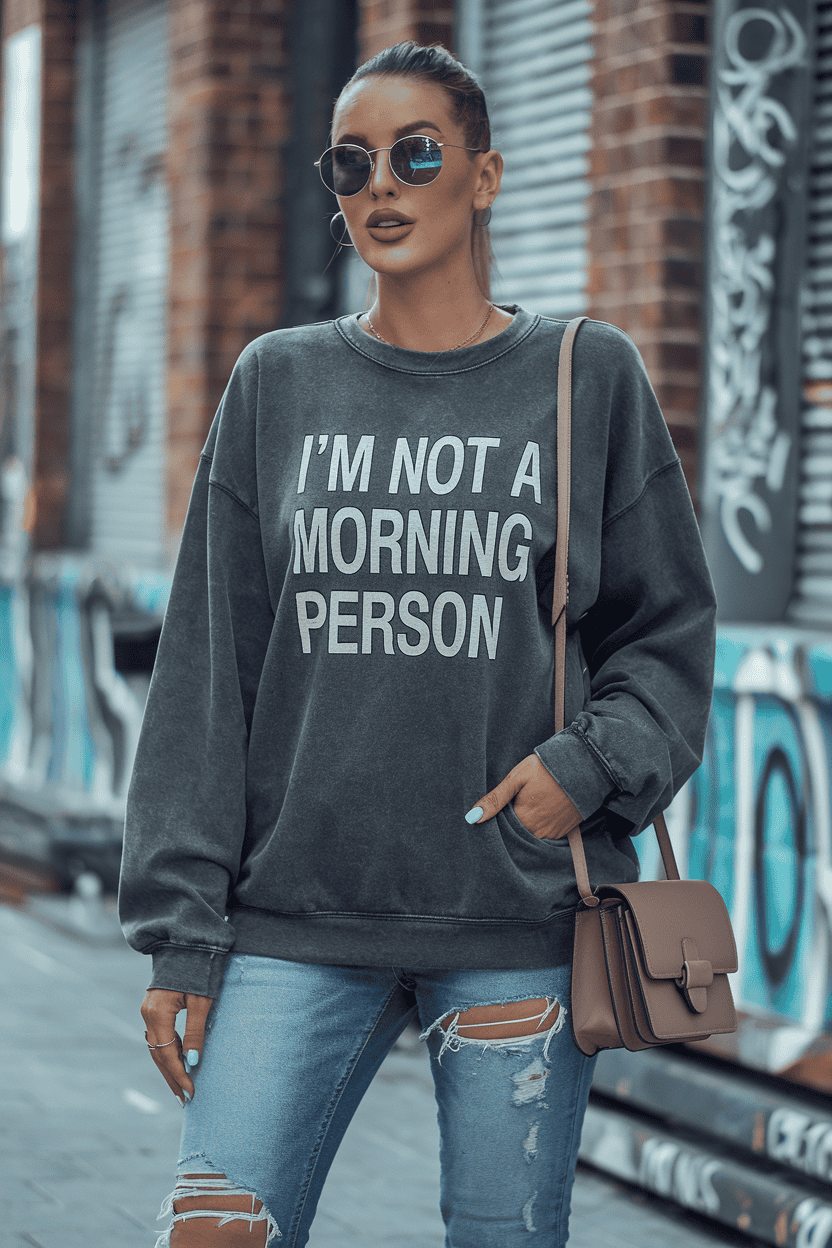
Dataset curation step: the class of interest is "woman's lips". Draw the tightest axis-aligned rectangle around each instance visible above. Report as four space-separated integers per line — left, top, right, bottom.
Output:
366 221 414 238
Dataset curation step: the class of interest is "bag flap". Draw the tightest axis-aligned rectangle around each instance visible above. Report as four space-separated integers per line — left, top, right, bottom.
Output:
596 879 738 979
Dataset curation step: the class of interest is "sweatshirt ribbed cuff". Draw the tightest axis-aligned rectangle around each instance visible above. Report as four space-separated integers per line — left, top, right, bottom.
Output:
148 946 230 998
534 728 616 821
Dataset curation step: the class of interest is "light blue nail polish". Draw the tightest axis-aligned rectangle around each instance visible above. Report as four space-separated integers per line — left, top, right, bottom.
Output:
182 1089 191 1102
187 1050 199 1066
465 806 484 824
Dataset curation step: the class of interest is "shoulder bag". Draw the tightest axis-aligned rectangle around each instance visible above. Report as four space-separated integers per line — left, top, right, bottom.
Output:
554 316 739 1057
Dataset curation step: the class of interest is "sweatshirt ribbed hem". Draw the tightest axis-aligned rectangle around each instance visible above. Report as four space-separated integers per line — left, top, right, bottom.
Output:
225 905 576 970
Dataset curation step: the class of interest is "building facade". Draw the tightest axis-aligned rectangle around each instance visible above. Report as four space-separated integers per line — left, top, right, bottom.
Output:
1 0 831 1093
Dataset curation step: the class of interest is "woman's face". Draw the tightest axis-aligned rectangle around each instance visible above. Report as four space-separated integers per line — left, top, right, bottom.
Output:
329 76 501 285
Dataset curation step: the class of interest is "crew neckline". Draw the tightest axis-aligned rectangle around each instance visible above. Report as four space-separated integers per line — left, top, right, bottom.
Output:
334 303 539 374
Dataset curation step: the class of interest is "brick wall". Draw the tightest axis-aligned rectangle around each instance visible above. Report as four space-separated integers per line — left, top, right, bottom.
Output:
0 0 76 549
32 0 75 549
165 0 291 556
588 0 710 499
358 0 454 63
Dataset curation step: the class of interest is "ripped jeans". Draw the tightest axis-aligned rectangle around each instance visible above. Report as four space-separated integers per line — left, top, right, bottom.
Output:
155 954 597 1248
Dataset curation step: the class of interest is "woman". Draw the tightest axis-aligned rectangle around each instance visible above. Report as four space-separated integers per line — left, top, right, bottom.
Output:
118 40 717 1248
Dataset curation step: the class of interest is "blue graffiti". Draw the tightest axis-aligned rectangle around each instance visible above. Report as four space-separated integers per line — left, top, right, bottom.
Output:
638 627 832 1032
0 566 153 813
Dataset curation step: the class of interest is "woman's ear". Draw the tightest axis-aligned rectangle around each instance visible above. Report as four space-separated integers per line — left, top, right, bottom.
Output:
478 149 503 201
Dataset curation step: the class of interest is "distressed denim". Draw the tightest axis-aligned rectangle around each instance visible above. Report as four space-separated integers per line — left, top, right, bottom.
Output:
155 953 597 1248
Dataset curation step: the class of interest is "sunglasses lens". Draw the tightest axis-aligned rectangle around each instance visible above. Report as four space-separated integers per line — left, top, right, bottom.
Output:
391 136 442 185
320 145 371 195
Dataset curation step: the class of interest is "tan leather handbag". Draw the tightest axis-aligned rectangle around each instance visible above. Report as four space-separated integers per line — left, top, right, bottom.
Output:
554 316 739 1058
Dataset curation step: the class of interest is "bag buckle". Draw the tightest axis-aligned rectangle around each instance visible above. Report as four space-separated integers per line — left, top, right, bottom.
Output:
675 937 713 1013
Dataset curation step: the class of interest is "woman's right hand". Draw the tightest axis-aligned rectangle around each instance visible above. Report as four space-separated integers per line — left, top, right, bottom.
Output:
141 988 214 1106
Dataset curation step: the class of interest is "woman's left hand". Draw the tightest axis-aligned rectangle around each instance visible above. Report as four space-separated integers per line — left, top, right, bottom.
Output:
465 755 583 840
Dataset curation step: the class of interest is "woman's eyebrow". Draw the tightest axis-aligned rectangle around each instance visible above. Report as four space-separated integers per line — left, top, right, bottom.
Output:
334 120 444 145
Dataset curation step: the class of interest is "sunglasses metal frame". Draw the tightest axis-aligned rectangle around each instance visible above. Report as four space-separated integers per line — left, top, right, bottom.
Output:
314 134 485 197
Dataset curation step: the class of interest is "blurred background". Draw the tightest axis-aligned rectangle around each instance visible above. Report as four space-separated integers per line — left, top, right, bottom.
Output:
1 0 832 1244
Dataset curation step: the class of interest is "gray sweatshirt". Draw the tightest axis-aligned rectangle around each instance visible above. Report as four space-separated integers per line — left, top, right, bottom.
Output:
117 306 717 997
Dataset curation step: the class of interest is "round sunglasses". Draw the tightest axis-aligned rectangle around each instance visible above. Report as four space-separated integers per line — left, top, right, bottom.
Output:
314 134 485 197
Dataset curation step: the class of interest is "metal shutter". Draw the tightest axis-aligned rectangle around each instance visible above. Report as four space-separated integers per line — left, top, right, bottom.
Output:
461 0 594 318
81 0 170 569
787 0 832 625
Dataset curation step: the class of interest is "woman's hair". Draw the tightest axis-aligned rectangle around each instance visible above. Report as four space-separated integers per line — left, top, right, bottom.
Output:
331 40 501 308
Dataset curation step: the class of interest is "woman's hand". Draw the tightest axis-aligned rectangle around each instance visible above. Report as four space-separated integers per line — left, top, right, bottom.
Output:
465 754 583 840
141 988 214 1106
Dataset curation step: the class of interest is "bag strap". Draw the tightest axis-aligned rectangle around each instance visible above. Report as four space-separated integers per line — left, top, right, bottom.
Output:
552 317 681 906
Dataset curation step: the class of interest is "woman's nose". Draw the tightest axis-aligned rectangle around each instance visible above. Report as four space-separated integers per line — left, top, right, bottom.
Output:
369 149 395 194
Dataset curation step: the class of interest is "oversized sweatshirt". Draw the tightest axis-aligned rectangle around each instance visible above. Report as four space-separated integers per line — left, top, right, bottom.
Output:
117 305 717 998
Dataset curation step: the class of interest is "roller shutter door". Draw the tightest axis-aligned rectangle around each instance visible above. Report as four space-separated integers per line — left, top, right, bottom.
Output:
475 0 594 318
787 0 832 625
85 0 170 569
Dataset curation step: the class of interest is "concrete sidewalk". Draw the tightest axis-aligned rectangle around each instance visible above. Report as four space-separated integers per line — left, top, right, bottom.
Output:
1 895 750 1248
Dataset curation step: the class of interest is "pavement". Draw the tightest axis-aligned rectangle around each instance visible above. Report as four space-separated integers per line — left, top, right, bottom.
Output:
0 891 754 1248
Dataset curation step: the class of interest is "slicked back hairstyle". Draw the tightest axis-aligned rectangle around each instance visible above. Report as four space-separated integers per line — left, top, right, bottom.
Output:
332 40 501 308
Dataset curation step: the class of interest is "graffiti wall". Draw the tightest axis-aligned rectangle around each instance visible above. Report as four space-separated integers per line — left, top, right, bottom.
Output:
637 625 832 1073
0 559 169 887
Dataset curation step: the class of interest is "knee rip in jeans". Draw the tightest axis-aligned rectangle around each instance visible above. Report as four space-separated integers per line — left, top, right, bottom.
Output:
154 1156 282 1246
419 995 566 1065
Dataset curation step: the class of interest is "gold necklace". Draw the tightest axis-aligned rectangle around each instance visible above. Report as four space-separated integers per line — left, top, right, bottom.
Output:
363 302 496 351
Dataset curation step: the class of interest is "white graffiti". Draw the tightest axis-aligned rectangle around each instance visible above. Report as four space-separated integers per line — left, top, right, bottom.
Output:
703 4 808 572
768 1108 832 1181
638 1138 721 1215
793 1197 832 1248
